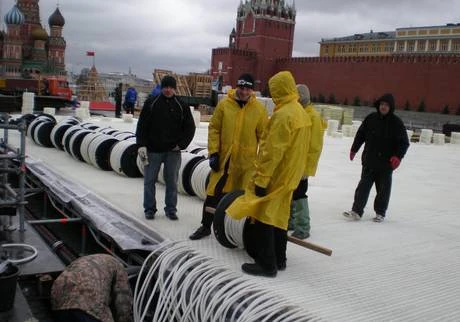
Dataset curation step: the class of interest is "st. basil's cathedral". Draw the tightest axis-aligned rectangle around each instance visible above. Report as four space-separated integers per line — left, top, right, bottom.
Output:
0 0 66 78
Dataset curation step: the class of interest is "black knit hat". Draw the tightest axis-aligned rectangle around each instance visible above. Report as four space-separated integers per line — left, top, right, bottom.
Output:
161 75 177 89
237 73 255 89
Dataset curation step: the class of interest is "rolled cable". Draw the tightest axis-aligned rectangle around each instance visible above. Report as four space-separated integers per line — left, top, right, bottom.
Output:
1 243 38 264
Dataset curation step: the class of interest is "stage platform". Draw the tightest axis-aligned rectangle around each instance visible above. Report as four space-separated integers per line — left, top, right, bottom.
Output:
6 114 460 321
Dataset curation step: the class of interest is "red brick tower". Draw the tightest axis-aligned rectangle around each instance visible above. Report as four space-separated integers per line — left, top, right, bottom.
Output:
211 0 296 91
235 0 296 59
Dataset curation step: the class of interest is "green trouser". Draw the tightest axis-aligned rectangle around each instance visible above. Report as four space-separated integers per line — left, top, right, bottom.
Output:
292 197 310 236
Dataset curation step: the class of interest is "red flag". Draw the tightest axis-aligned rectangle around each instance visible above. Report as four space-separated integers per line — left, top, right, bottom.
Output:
86 51 95 56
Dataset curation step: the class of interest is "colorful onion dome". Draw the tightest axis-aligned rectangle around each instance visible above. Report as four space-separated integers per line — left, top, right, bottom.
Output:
32 26 48 41
4 5 25 25
48 7 65 27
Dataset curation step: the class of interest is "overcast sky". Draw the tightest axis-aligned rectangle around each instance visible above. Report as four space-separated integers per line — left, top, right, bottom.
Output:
2 0 460 80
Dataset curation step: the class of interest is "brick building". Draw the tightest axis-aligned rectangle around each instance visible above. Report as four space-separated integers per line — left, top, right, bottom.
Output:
210 0 460 113
0 1 66 78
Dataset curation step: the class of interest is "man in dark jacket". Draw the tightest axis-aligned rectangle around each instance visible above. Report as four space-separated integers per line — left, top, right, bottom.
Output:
136 75 196 220
343 93 409 222
114 83 123 118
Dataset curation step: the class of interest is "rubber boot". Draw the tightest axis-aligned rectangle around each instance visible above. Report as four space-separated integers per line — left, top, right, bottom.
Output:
292 198 310 239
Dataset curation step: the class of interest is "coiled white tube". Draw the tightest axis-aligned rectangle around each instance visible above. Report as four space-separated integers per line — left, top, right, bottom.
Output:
1 243 38 264
224 214 246 248
133 241 314 322
190 159 210 200
80 132 100 165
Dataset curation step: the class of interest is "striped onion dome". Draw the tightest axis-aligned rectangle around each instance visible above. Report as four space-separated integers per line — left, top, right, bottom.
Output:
48 7 65 27
4 5 25 25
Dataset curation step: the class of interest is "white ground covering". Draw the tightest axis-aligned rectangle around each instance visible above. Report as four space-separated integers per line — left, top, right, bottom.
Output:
10 115 460 321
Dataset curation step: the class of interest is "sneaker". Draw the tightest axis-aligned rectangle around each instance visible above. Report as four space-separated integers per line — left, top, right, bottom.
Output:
373 214 385 222
189 226 211 240
343 210 361 220
144 211 155 220
166 212 178 220
291 231 310 239
242 263 277 278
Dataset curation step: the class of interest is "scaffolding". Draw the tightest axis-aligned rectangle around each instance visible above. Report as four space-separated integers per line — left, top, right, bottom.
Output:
0 114 27 232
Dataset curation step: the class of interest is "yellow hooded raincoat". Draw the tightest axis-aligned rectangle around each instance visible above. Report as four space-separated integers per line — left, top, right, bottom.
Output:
303 103 325 176
226 71 312 230
206 89 268 196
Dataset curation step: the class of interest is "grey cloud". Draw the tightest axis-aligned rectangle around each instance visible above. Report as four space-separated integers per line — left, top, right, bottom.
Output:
3 0 459 79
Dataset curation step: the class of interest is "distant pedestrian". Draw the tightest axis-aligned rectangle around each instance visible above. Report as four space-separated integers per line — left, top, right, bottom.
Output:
124 85 137 115
136 75 196 220
51 254 133 322
189 73 268 240
150 83 161 97
114 82 123 118
288 84 325 239
343 93 409 222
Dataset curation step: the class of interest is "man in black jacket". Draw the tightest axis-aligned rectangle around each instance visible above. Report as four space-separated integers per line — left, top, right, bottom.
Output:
114 83 123 118
343 93 409 222
136 75 196 220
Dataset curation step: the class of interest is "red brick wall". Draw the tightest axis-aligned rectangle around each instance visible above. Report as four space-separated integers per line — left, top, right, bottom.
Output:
275 55 460 112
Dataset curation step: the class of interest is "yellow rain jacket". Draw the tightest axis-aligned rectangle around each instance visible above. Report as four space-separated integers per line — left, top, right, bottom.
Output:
206 89 268 196
304 103 325 176
227 71 311 230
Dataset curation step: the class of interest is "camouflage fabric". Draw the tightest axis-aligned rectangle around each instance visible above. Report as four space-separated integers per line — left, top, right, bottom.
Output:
51 254 133 322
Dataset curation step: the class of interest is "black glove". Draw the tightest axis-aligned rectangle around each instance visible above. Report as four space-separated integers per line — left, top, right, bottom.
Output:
209 153 219 171
255 185 267 197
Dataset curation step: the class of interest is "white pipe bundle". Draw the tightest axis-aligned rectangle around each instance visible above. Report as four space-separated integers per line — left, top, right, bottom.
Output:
406 130 414 141
419 129 433 144
43 107 56 115
341 124 353 137
450 132 460 145
327 119 339 136
433 133 445 145
22 92 34 114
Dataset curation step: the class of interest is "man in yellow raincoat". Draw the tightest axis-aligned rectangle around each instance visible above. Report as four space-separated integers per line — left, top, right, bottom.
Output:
226 71 311 277
189 73 268 240
289 84 326 239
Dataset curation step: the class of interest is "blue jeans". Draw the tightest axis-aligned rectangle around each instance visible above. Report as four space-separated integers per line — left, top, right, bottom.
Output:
143 151 181 214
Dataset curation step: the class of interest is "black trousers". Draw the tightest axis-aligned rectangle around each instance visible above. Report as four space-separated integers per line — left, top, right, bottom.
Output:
54 309 100 322
352 166 393 217
201 158 230 228
293 177 308 200
249 220 287 271
115 100 122 117
201 194 223 228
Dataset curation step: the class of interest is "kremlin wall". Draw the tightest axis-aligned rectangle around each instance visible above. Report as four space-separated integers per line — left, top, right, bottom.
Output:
276 55 460 113
211 1 460 113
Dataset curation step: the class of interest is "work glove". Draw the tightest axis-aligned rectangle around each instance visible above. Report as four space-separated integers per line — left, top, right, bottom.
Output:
255 185 267 197
389 156 401 170
138 147 149 166
209 153 219 171
349 151 356 161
